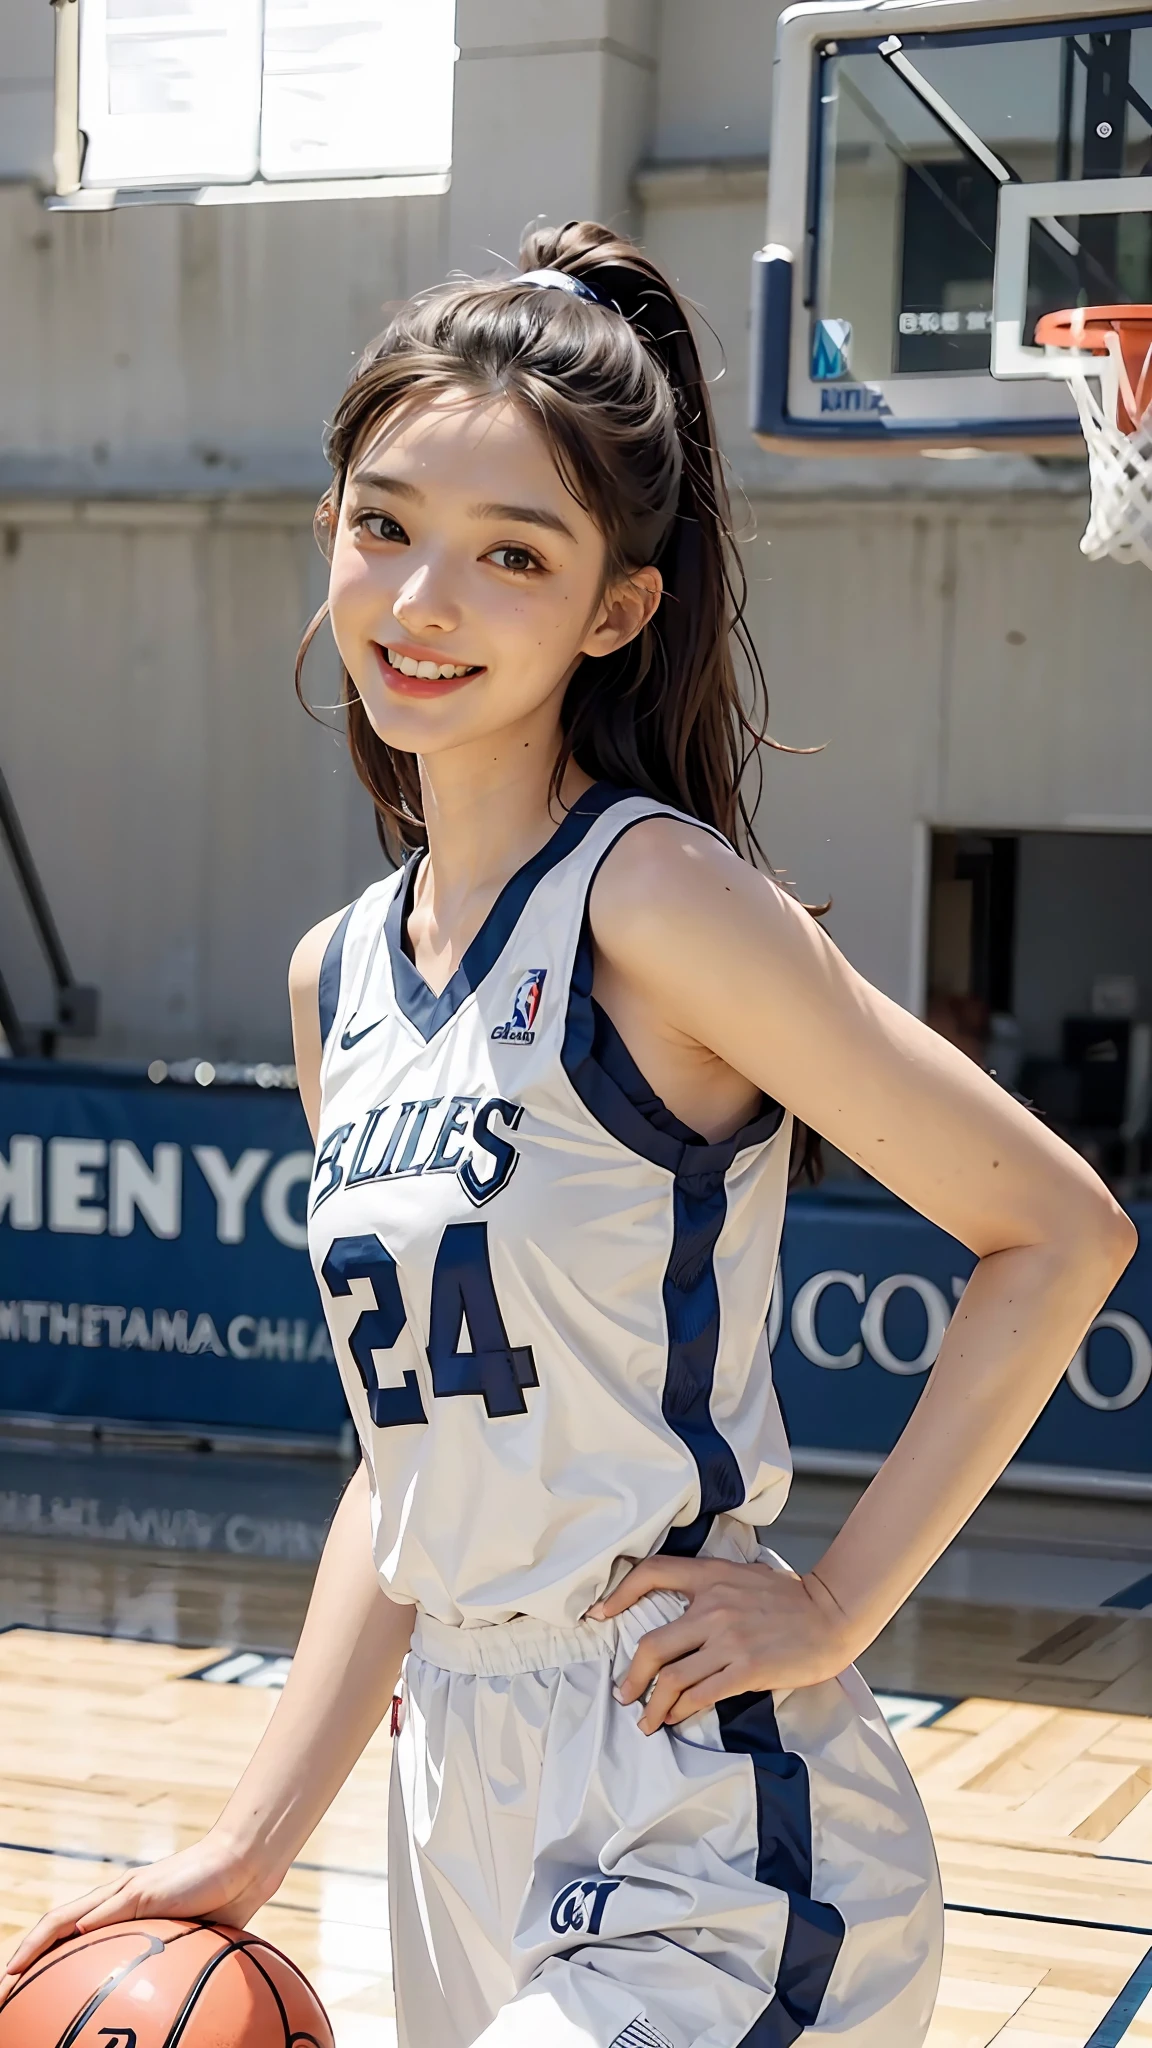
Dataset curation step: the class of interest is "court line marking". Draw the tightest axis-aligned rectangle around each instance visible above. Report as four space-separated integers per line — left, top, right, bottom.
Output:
944 1902 1152 1939
0 1840 1148 1936
0 1838 388 1883
1103 1572 1152 1612
1084 1943 1152 2048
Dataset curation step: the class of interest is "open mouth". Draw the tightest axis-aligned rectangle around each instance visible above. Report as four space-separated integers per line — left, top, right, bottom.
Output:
374 644 485 694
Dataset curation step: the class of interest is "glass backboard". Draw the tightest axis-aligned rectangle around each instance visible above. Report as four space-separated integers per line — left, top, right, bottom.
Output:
752 0 1152 450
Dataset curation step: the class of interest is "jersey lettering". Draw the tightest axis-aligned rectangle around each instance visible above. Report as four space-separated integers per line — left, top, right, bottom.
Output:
425 1094 481 1172
312 1122 354 1209
458 1097 523 1207
549 1877 621 1936
394 1097 444 1174
313 1095 523 1216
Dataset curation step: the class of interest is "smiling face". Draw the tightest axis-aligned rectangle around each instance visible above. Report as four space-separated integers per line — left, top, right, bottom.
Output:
326 388 661 766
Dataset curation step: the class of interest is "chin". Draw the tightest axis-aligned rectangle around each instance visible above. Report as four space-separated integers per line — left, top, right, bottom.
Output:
357 687 482 751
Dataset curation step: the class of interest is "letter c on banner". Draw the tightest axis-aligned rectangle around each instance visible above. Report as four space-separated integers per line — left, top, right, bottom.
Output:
791 1271 865 1368
1066 1311 1152 1411
861 1274 950 1375
228 1315 257 1359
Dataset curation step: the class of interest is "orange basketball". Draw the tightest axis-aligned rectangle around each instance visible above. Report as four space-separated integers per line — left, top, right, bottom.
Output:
0 1918 334 2046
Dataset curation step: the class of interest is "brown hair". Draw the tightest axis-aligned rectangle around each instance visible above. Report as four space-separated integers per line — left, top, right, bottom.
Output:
297 218 789 866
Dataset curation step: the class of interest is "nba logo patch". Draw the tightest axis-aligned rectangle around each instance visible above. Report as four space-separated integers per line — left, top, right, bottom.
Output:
492 968 546 1044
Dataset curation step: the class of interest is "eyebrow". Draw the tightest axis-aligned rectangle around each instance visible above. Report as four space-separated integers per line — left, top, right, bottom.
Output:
349 470 575 542
349 469 422 500
472 500 576 541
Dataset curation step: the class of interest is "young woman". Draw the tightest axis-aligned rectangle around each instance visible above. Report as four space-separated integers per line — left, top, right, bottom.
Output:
3 222 1134 2047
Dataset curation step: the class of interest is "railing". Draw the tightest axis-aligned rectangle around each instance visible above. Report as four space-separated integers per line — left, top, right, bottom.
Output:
0 762 98 1057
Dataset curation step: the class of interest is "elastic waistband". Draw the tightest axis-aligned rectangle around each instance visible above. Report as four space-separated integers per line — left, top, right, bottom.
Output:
411 1608 618 1677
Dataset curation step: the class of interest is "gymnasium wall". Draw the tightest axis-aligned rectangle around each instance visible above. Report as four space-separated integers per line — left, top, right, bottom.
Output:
0 499 382 1060
1 0 1150 1062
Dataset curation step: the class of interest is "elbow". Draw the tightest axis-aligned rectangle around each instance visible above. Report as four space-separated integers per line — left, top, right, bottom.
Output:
1105 1201 1139 1279
1074 1189 1138 1293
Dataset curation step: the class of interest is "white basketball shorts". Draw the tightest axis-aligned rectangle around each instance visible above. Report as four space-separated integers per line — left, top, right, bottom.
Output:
388 1574 943 2046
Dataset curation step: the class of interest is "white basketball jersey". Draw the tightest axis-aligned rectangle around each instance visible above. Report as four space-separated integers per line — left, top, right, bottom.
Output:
308 785 793 1626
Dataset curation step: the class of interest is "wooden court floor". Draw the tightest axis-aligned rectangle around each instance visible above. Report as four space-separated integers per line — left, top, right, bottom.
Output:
1 1538 1151 2045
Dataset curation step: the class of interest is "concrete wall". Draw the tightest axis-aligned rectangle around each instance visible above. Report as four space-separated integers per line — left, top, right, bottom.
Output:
1 0 1150 1063
741 501 1152 1011
0 497 377 1058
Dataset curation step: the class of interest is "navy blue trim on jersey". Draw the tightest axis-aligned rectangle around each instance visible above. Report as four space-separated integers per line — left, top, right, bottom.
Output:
386 782 631 1043
659 1159 746 1556
716 1691 846 2045
318 905 354 1049
560 817 785 1176
558 809 785 1557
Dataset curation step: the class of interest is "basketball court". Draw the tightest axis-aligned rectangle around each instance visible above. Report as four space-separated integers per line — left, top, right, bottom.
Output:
1 1466 1151 2045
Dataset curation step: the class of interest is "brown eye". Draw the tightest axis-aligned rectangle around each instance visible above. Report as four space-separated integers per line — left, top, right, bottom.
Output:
488 544 540 573
356 512 408 544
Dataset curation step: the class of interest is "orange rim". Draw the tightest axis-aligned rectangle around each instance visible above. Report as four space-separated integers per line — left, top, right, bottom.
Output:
1035 304 1152 432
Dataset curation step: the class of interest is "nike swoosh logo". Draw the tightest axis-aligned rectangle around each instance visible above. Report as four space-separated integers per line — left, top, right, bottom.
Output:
340 1017 385 1049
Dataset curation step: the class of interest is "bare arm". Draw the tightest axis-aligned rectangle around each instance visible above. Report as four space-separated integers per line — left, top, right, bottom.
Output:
2 917 411 1991
212 1461 412 1886
589 822 1136 1725
289 908 347 1141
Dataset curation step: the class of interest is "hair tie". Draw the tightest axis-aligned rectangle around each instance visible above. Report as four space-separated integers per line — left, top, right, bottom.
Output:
511 268 601 305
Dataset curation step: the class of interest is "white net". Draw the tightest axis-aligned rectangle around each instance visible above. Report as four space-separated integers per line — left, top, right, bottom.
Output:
1063 335 1152 570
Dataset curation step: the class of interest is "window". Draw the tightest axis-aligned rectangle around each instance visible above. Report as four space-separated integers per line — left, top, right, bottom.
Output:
927 829 1152 1199
56 0 456 202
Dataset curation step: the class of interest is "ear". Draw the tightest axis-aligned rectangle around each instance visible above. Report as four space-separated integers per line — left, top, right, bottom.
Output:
581 565 663 660
313 487 338 561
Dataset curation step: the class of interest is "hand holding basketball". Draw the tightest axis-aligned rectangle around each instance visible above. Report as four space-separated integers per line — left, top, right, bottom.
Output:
0 1830 280 2007
0 1917 332 2045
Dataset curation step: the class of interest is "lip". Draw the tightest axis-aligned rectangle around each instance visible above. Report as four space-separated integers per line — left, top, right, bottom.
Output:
372 643 484 699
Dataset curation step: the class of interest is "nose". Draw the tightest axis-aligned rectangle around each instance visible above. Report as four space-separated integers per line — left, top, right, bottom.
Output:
392 557 461 641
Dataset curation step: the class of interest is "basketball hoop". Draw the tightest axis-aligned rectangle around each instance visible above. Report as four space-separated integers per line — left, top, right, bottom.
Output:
1034 306 1152 570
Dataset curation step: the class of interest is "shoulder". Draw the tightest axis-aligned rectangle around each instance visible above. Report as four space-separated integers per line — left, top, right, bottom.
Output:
289 908 354 1140
288 908 350 1008
589 813 810 972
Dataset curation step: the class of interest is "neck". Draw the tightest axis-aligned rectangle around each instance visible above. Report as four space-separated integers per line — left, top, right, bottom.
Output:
415 704 594 919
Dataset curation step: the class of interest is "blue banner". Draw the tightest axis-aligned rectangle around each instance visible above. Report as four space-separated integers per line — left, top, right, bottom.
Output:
768 1190 1151 1474
0 1063 344 1438
0 1064 1148 1472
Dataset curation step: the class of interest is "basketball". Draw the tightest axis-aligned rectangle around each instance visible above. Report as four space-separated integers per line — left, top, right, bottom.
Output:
0 1918 334 2047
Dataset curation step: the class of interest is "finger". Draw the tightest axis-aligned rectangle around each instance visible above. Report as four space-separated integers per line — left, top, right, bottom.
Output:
76 1886 148 1933
638 1651 727 1734
615 1616 707 1703
665 1671 740 1726
4 1880 127 1975
589 1556 713 1620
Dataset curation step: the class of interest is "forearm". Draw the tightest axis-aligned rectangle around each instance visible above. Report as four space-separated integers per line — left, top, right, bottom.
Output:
808 1231 1131 1655
212 1462 414 1882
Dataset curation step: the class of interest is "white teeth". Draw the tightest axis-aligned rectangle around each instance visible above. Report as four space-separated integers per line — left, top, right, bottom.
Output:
386 648 475 679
